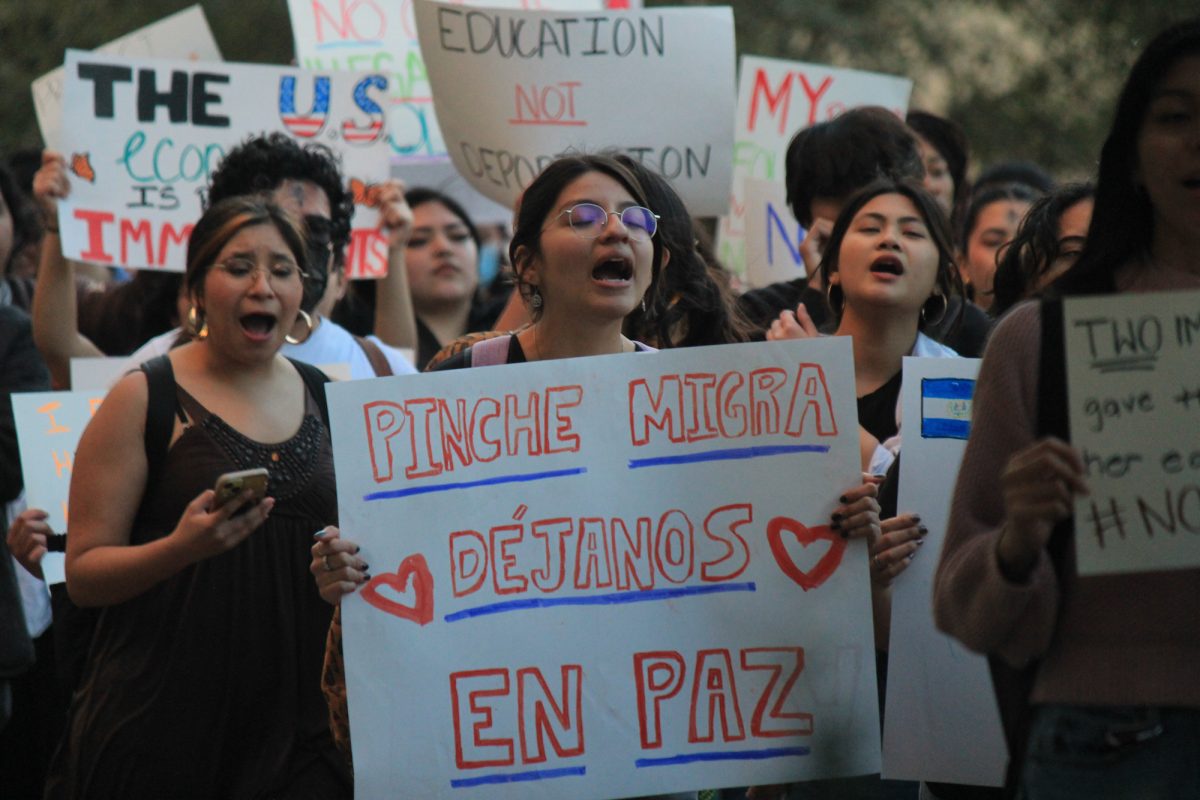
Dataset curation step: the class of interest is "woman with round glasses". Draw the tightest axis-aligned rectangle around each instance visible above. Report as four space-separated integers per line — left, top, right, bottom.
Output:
46 197 350 798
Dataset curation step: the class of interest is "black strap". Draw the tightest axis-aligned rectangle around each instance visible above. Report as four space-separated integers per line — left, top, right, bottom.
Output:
140 355 186 484
287 358 332 427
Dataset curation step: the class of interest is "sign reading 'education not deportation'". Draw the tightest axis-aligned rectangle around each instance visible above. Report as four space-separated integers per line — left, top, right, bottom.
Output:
415 0 736 216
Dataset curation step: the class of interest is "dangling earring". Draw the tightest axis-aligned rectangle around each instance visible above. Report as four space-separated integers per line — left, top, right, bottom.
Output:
285 309 316 345
528 288 543 310
825 283 845 316
187 306 208 340
921 293 949 326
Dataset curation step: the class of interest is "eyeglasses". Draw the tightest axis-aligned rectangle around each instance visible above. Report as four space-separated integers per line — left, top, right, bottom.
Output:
556 203 659 241
214 255 307 285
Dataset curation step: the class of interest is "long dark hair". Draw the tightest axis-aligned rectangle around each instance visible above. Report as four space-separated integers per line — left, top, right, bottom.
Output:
820 178 963 333
1055 17 1200 296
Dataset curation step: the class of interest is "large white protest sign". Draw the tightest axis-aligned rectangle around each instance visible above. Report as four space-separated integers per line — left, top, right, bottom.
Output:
743 178 806 289
13 390 107 584
882 357 1006 786
1065 289 1200 575
415 0 736 216
329 338 880 799
287 0 603 165
58 51 391 275
719 57 911 280
32 6 222 151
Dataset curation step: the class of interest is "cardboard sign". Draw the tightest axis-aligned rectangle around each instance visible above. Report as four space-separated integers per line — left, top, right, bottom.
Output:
1065 289 1200 575
12 390 107 584
32 6 222 151
718 57 911 281
57 50 391 276
414 0 736 216
882 357 1007 786
328 338 880 799
287 0 604 165
743 177 806 289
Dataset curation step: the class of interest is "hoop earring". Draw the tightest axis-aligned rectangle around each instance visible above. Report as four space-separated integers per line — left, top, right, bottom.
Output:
921 293 949 327
187 306 208 340
285 309 315 345
825 283 845 316
528 288 543 310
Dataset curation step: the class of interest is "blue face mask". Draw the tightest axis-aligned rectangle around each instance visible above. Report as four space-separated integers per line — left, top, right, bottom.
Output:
478 243 501 287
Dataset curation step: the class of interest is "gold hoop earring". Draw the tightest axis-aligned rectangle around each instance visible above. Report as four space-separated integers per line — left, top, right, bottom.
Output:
285 309 315 345
921 293 949 326
187 306 208 340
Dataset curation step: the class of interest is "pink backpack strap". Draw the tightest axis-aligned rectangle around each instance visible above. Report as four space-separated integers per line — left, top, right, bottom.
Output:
468 334 513 367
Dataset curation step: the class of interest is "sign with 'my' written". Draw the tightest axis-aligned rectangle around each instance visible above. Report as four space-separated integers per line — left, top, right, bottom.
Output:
415 0 736 216
1066 289 1200 575
329 338 879 799
718 57 911 280
58 50 391 276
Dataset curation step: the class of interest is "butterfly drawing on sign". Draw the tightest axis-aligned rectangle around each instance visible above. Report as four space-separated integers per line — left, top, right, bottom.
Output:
70 153 96 183
350 178 384 209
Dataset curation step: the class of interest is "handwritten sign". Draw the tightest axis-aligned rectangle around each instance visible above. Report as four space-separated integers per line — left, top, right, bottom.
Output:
882 357 1006 786
12 390 106 584
328 338 879 798
743 177 806 289
58 50 391 276
718 57 911 280
31 6 222 151
287 0 604 165
414 0 736 216
1065 289 1200 575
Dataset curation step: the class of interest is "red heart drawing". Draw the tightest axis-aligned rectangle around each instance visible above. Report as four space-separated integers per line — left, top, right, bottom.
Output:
766 518 846 591
361 554 435 625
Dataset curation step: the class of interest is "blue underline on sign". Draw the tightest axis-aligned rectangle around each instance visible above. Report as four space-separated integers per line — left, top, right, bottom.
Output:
314 40 384 50
450 765 586 788
363 468 587 502
628 444 830 469
444 582 756 623
635 746 811 768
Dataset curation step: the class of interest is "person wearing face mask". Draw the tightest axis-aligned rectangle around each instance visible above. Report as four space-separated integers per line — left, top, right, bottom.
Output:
45 198 350 799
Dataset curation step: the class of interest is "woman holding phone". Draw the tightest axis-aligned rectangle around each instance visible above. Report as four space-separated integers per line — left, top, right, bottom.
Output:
47 197 349 799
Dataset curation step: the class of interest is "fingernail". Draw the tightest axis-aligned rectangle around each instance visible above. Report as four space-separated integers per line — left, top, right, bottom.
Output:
361 563 370 571
830 521 841 531
839 495 848 503
313 528 327 539
831 512 843 522
361 573 371 582
911 514 921 523
839 530 848 540
918 525 929 535
916 538 925 546
355 546 361 554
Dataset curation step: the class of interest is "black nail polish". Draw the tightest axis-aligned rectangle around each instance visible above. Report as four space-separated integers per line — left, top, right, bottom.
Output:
361 563 370 571
831 512 843 521
355 546 361 554
918 525 929 535
839 495 848 503
911 514 921 523
830 521 841 531
839 530 848 540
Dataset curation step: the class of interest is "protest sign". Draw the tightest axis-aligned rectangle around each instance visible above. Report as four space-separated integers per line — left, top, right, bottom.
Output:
32 6 222 151
414 0 736 216
13 390 107 584
57 50 391 275
287 0 603 165
1065 289 1200 575
881 357 1006 786
743 178 806 289
328 338 880 798
719 57 911 281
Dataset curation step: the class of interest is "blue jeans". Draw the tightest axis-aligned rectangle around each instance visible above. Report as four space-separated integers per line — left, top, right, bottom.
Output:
1022 705 1200 799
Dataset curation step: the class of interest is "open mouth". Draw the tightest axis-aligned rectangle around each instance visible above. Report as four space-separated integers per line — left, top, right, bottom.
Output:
240 313 277 340
869 255 904 276
592 257 634 284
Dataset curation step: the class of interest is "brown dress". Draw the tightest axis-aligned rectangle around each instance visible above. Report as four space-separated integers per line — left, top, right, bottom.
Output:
47 373 349 799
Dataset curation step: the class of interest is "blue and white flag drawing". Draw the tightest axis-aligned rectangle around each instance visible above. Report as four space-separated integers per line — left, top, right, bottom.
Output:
920 378 975 440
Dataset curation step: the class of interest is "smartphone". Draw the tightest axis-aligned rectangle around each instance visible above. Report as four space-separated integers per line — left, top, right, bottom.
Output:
212 468 270 513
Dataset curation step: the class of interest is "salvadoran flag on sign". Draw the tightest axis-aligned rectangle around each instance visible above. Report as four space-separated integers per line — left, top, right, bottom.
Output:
920 378 975 440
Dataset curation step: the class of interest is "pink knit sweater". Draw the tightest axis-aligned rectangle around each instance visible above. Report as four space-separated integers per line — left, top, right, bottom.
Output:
933 297 1200 708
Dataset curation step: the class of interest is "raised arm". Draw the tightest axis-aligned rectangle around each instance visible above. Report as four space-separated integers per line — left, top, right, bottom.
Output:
30 151 102 388
65 370 273 606
370 179 417 349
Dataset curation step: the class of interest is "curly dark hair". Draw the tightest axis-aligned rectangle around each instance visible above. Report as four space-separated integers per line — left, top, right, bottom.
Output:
0 163 44 275
207 133 353 310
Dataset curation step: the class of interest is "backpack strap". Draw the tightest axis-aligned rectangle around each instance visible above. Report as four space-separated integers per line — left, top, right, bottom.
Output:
353 335 393 377
469 334 513 367
287 358 332 428
139 355 185 482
